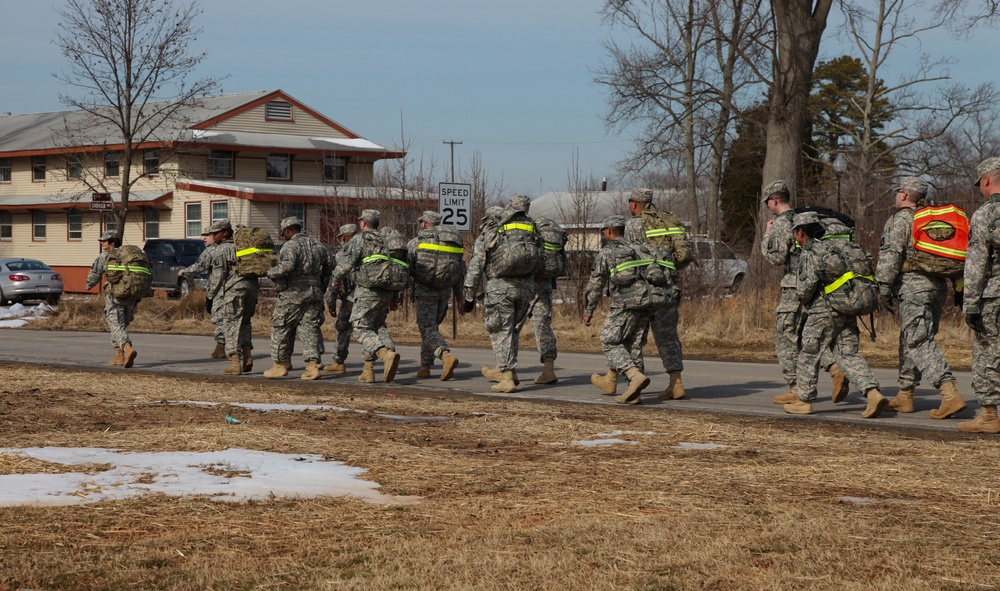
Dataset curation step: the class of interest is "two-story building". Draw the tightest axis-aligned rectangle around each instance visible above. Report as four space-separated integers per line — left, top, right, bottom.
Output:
0 90 425 292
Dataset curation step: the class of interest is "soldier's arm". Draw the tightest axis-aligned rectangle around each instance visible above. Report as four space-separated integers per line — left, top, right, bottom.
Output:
331 237 361 283
267 239 298 280
796 245 820 304
463 234 488 296
962 207 991 314
761 216 793 267
874 213 906 288
85 253 105 290
583 251 609 317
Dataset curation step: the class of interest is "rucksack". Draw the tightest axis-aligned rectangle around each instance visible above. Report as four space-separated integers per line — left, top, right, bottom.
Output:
534 216 568 279
605 239 679 310
488 209 540 278
817 238 878 316
355 228 409 291
906 204 968 279
232 227 277 279
105 245 153 300
413 225 464 289
641 208 693 268
795 206 856 240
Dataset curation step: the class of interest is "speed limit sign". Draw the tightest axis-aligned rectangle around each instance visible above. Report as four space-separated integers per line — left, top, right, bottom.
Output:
438 182 472 231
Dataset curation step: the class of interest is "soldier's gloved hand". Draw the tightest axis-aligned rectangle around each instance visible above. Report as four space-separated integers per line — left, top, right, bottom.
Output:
953 291 964 309
463 299 476 313
879 292 896 314
966 313 986 334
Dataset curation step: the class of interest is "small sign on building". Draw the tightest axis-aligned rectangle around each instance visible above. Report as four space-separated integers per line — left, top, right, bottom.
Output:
90 192 113 211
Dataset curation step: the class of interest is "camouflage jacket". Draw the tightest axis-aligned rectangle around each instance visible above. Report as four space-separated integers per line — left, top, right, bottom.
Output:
406 234 465 300
325 243 355 308
795 238 830 312
205 240 259 300
181 243 225 297
331 230 402 302
462 221 501 298
875 207 945 296
963 193 1000 314
626 207 692 270
583 237 646 317
761 209 799 288
85 251 109 291
267 232 332 301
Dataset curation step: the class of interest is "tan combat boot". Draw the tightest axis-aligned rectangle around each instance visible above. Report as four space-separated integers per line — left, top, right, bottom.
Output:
929 381 966 419
301 360 321 380
658 371 685 400
377 348 401 383
482 365 519 385
223 355 242 376
358 360 376 383
440 351 459 381
416 365 432 379
108 347 124 366
590 369 619 395
957 405 1000 434
829 363 849 403
534 358 558 385
324 361 346 374
616 367 650 405
490 370 517 393
241 347 253 373
210 342 226 359
122 343 137 369
771 384 797 404
783 399 813 415
862 388 888 418
887 387 915 413
263 361 289 379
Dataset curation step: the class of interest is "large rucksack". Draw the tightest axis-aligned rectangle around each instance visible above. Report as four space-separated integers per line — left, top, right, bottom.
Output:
534 216 568 279
413 225 464 289
355 228 409 291
906 204 968 279
105 245 153 300
232 227 277 278
605 239 680 311
795 206 856 240
488 209 540 278
641 208 693 268
818 238 878 316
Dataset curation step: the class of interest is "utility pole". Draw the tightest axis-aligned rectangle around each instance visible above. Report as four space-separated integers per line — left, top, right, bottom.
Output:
443 139 463 182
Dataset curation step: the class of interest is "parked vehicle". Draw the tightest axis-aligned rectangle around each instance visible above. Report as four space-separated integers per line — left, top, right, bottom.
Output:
0 258 64 305
142 239 208 298
685 238 748 291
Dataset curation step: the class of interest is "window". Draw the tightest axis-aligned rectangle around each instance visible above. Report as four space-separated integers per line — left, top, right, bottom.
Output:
68 211 83 241
67 156 83 180
208 150 235 178
185 202 202 237
32 156 46 181
0 158 10 182
32 210 46 240
0 212 11 240
103 212 117 235
323 156 347 183
279 202 305 225
211 201 228 225
265 101 293 121
144 150 160 175
105 152 120 177
145 207 160 239
266 154 291 180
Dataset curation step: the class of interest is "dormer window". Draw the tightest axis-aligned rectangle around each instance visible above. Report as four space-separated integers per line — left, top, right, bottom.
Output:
265 101 293 121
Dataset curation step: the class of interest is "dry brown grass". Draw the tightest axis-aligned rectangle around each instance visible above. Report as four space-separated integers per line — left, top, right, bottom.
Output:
1 365 998 590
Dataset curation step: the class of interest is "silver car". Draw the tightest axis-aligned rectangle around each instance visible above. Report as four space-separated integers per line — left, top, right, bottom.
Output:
685 238 748 291
0 257 64 305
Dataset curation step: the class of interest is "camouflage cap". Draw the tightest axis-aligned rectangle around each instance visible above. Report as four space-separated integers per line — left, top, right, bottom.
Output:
792 211 820 229
893 176 928 196
418 210 442 225
279 216 302 232
358 209 381 225
98 230 118 242
762 180 789 202
629 188 654 203
204 219 233 234
974 157 1000 186
600 215 627 230
484 205 505 219
510 194 531 211
337 223 357 237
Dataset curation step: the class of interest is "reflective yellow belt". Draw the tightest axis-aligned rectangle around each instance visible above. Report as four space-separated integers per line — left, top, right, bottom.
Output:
824 271 874 294
645 227 685 238
610 258 675 277
912 240 966 259
500 223 536 233
362 254 409 267
417 243 464 254
236 247 273 257
107 265 152 275
543 242 563 251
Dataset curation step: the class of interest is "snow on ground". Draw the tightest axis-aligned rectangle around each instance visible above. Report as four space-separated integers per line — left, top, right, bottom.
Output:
0 302 55 328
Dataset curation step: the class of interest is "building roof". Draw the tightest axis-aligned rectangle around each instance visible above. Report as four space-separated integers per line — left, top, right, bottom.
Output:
176 178 435 206
529 189 700 229
0 190 172 211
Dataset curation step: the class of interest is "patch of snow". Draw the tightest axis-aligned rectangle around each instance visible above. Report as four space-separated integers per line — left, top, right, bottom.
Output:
672 442 727 450
0 302 55 328
572 438 638 447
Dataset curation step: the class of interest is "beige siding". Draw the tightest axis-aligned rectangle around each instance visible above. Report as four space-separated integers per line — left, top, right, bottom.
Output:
210 103 350 138
0 209 151 265
0 154 174 199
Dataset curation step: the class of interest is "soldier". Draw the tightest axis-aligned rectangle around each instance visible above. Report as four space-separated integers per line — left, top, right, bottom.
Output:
262 216 332 380
408 210 462 380
179 227 225 358
583 215 655 404
875 176 966 418
323 223 357 374
958 157 1000 433
200 219 259 375
331 209 406 383
783 212 886 418
86 231 138 368
761 180 849 404
625 188 691 399
464 201 541 393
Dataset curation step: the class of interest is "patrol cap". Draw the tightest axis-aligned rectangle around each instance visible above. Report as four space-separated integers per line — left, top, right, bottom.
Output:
418 210 442 225
337 223 357 237
279 216 302 232
629 188 654 203
601 215 627 230
98 230 117 242
792 211 820 229
762 180 789 202
358 209 381 225
974 157 1000 186
484 205 505 219
203 218 232 235
510 194 531 211
893 176 928 196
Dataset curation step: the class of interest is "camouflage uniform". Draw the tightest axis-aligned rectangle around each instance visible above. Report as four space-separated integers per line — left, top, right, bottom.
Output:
267 229 332 364
181 242 224 347
407 227 464 368
761 209 807 385
527 278 557 362
207 238 259 357
325 273 354 364
86 250 136 349
963 192 1000 406
584 237 651 373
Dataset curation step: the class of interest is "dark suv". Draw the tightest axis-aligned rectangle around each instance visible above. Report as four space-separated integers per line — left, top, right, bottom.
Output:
142 239 207 297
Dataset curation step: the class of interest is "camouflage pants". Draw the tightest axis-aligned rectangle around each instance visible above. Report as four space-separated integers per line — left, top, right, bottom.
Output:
104 294 136 349
648 304 682 373
795 310 878 402
775 288 837 385
333 298 354 364
270 295 325 363
600 304 650 372
528 280 557 362
483 276 534 372
208 298 224 344
897 287 954 389
220 287 258 357
971 297 1000 406
350 287 396 362
415 287 451 366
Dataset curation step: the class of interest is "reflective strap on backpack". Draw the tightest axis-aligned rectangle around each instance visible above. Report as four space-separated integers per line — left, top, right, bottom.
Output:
107 265 152 275
912 240 966 259
822 234 852 241
543 242 563 251
824 271 874 294
417 243 464 254
500 223 536 233
656 260 676 271
362 254 410 268
236 247 274 257
645 227 685 239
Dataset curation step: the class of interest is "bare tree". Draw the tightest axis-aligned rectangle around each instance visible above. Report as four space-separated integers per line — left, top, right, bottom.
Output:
54 0 222 240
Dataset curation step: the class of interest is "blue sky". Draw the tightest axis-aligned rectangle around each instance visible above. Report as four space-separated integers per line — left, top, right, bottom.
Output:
0 1 993 196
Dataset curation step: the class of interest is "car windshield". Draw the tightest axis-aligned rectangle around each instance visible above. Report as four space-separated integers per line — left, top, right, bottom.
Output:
5 260 51 271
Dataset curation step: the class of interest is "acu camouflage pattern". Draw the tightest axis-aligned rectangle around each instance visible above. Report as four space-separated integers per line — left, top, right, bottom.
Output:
267 231 332 364
963 193 1000 404
408 233 465 366
104 245 153 300
86 250 137 349
486 209 541 278
181 243 225 345
762 209 802 385
875 207 956 390
208 239 260 356
325 242 356 364
333 230 401 362
527 278 557 362
232 227 277 278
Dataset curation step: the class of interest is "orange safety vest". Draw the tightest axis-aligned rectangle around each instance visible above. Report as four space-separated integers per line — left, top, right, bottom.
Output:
912 204 969 261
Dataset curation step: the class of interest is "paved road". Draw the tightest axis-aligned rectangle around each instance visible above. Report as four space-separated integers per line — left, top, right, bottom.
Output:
0 328 977 432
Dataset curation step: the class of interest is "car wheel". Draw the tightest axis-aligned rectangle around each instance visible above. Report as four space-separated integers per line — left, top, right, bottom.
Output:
0 289 8 306
179 278 192 299
731 273 745 290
